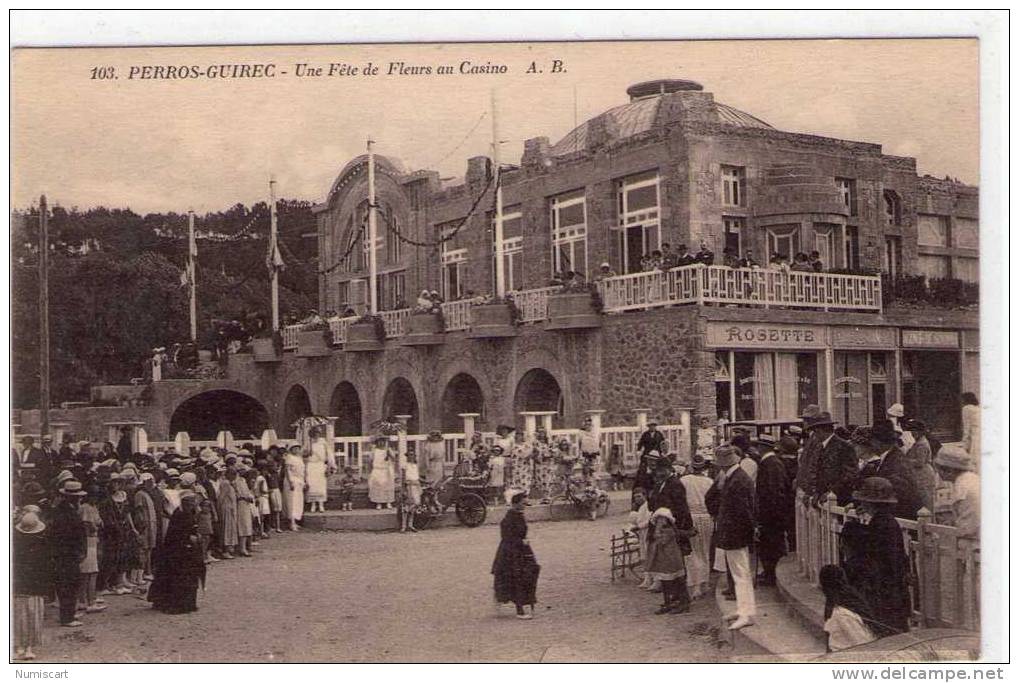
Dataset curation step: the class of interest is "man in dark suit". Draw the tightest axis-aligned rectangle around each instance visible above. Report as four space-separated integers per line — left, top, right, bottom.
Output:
858 419 922 520
17 436 48 481
755 434 790 586
40 436 60 475
794 406 822 499
705 445 757 630
634 420 666 491
810 412 858 506
647 458 695 613
49 480 88 627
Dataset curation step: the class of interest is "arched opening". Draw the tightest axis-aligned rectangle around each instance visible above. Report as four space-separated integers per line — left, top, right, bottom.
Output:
282 385 313 437
329 381 363 436
440 373 485 432
513 368 564 428
381 377 419 434
168 390 270 441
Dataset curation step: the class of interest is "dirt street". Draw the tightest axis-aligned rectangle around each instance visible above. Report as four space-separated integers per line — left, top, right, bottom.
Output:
37 512 729 663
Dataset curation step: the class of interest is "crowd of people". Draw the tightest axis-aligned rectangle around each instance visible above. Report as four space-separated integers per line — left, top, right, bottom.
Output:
9 426 367 661
618 399 980 651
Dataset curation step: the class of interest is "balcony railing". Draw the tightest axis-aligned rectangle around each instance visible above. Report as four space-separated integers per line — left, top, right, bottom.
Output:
278 266 882 352
441 298 481 331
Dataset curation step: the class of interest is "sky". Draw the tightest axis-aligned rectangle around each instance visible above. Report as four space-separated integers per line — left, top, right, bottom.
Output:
11 39 978 213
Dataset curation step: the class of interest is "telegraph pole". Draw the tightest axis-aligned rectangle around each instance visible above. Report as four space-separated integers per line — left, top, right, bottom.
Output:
491 90 506 297
367 139 378 314
269 178 280 331
39 195 50 438
187 210 197 342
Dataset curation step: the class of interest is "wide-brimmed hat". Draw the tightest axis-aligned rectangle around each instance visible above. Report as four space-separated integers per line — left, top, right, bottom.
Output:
806 412 836 430
869 419 899 447
756 433 777 448
15 511 46 534
180 472 198 486
54 469 75 486
714 445 741 468
19 481 46 498
800 404 821 421
852 476 898 504
777 436 800 456
886 403 905 418
905 418 928 433
689 454 709 472
934 445 974 472
111 490 128 503
165 468 181 478
651 507 675 523
59 480 87 497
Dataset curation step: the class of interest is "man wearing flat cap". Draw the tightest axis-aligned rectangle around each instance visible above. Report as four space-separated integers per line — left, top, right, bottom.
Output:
809 412 857 506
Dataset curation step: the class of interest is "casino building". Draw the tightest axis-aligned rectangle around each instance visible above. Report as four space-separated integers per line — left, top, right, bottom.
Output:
17 77 980 443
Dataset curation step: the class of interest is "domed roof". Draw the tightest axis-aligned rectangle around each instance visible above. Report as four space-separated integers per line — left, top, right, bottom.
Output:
549 81 773 157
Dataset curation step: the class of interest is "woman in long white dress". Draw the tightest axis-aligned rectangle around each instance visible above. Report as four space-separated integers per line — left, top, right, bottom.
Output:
368 437 395 510
282 445 306 530
305 428 335 513
680 454 714 599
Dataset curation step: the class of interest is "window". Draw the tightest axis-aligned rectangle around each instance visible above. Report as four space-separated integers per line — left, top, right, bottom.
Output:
384 206 402 265
723 216 744 256
813 223 839 269
492 207 523 292
386 270 406 309
721 165 745 207
767 225 800 260
617 172 661 274
954 218 979 249
884 236 902 278
346 212 366 272
918 255 950 280
917 214 949 247
844 226 860 270
954 256 979 283
441 247 467 301
550 190 588 277
883 190 902 225
836 178 857 216
337 281 350 310
730 352 818 421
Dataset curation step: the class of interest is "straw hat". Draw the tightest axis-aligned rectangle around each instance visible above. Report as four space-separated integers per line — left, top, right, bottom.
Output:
934 445 974 472
689 454 709 472
714 445 741 468
59 480 87 497
651 507 675 523
886 403 905 418
15 511 46 534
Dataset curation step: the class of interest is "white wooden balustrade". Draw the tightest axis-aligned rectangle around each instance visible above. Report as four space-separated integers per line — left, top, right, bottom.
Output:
794 490 979 632
440 298 480 331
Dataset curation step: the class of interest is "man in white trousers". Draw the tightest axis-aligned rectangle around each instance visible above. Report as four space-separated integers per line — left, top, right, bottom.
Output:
705 444 757 630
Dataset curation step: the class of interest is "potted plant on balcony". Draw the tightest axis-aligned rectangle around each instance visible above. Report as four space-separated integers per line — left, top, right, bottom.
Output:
252 329 284 362
345 312 386 352
467 294 521 338
402 304 446 346
545 280 604 330
296 319 332 358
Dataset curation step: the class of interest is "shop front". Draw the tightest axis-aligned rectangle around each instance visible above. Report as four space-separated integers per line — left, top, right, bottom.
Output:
901 329 963 441
708 322 826 423
829 326 898 429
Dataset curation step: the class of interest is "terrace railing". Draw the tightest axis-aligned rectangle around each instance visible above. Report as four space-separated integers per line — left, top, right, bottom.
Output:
512 286 559 323
441 298 480 332
794 490 979 631
379 309 411 338
329 315 358 345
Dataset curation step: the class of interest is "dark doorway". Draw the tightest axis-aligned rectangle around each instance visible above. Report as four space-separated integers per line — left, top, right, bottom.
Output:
329 381 362 436
513 368 563 428
168 390 270 441
382 378 419 434
903 351 961 440
282 385 313 438
440 373 485 432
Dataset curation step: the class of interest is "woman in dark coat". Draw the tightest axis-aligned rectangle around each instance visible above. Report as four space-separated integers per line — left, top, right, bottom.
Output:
148 492 206 614
839 477 912 637
491 490 540 619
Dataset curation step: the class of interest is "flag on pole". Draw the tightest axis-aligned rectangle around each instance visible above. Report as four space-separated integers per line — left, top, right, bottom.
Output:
266 239 285 273
182 224 197 289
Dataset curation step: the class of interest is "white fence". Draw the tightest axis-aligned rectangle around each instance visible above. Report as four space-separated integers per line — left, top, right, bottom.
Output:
794 490 979 631
277 266 882 352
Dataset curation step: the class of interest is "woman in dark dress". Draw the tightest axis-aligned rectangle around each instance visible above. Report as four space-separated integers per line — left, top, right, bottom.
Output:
491 490 540 619
148 492 206 614
839 477 912 637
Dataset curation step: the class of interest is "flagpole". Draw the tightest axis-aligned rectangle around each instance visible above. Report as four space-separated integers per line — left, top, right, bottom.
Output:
367 140 378 315
188 209 197 342
491 89 505 298
270 177 280 331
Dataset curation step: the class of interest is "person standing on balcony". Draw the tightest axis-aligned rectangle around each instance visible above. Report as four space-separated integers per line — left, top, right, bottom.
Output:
738 250 759 269
722 248 740 269
675 244 695 268
809 251 825 272
791 252 812 272
592 262 616 283
840 477 911 637
705 445 757 630
695 241 715 266
659 243 680 270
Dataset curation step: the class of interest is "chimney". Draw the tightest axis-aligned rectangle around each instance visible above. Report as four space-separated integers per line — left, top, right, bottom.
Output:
522 136 550 170
465 155 492 186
